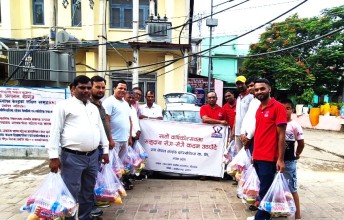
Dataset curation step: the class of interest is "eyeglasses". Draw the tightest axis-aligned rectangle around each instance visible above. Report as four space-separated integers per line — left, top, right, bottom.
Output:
135 92 142 96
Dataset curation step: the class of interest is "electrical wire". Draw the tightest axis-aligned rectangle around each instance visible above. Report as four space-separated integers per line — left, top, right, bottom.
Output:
0 0 310 76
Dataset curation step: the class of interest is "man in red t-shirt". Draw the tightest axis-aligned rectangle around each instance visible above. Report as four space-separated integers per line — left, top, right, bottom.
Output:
199 92 227 181
247 78 287 220
222 90 236 135
200 91 227 125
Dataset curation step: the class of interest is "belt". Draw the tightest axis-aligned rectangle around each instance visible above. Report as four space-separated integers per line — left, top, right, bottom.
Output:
62 148 97 156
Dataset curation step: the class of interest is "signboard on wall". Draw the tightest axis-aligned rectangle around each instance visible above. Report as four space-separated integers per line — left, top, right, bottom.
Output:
0 87 66 147
188 78 215 106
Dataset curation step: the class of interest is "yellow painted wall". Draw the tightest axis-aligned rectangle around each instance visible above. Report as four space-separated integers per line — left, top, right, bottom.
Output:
0 0 190 106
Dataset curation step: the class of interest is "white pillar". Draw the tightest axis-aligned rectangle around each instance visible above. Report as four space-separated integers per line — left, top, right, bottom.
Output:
132 0 139 87
98 0 107 77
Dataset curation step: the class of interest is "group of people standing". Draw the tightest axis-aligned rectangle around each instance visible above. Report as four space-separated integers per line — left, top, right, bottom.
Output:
45 74 305 220
200 76 304 220
46 75 162 220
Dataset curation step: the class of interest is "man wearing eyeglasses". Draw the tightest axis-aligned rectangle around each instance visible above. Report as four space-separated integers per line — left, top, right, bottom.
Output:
132 87 143 115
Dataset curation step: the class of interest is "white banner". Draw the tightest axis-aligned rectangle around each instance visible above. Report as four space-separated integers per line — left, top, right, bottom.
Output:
138 120 228 177
0 86 66 147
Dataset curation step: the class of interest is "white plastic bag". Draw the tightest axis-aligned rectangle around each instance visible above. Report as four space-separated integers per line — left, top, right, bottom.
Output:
21 172 77 219
259 172 296 216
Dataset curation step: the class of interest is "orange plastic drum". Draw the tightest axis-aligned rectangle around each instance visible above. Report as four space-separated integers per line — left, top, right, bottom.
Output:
330 105 339 116
309 107 320 127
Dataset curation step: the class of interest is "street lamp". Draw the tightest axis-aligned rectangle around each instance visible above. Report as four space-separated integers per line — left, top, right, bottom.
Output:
206 0 218 93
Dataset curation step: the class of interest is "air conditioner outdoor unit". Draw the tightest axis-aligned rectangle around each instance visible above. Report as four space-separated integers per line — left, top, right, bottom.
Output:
146 21 172 43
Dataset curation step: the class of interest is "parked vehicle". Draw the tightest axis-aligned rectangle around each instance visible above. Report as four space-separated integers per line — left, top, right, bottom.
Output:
162 92 202 123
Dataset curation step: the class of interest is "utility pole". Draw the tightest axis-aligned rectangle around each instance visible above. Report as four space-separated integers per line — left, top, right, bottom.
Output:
98 0 107 78
206 0 217 93
132 0 139 88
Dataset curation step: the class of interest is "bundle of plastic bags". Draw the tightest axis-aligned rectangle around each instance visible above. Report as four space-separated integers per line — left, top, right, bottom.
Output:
120 146 143 175
94 164 126 204
259 172 296 217
21 172 77 220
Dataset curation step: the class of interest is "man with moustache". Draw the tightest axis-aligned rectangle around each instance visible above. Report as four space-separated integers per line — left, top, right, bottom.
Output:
200 91 227 125
233 76 254 153
89 76 114 213
199 91 227 181
222 89 236 139
46 75 109 220
102 80 133 189
247 78 287 220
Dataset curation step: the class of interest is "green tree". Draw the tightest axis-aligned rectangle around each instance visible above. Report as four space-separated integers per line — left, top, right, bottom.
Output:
242 6 344 100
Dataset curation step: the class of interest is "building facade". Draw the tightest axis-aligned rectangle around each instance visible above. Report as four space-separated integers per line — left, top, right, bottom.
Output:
0 0 194 106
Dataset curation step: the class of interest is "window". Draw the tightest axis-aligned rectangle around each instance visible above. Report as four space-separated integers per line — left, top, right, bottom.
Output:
110 0 149 29
111 72 156 103
71 0 82 27
33 0 44 25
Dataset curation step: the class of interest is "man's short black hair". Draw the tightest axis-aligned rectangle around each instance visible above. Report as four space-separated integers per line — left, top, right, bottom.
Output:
280 98 294 108
72 75 91 87
90 75 106 85
113 79 127 88
254 78 271 86
224 89 234 95
246 76 258 85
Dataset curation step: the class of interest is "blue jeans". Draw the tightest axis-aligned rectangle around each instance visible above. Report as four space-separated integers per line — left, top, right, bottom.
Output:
61 149 99 220
254 160 276 220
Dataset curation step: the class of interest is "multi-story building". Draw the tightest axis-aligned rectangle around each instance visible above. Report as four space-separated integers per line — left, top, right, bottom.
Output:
0 0 194 105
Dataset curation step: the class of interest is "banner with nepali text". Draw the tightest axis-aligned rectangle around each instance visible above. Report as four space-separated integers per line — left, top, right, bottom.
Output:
0 86 66 147
138 119 228 177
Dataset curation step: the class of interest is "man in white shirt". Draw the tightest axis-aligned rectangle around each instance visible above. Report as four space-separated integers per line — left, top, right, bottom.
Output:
233 76 254 152
139 90 163 120
125 91 141 143
46 75 109 220
102 80 133 189
240 77 261 154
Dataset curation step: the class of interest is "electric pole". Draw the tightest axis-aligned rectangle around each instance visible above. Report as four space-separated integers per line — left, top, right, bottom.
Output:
206 0 217 93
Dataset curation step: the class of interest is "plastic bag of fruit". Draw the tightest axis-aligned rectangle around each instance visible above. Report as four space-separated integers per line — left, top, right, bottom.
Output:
21 172 77 219
227 148 251 175
242 165 260 204
258 172 296 216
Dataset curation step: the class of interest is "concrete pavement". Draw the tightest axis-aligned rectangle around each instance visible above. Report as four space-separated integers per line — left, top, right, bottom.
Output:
0 128 343 220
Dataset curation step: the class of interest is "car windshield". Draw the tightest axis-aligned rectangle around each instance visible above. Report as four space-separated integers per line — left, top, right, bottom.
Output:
163 110 202 123
163 93 197 104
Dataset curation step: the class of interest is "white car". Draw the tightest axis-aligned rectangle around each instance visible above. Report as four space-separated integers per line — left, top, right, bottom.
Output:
163 92 202 123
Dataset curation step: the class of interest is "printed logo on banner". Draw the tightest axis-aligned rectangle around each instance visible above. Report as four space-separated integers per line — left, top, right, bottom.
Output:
211 126 223 138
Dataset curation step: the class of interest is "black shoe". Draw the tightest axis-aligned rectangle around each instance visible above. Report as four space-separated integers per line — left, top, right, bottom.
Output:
248 205 258 211
122 179 134 190
91 207 103 217
134 175 145 181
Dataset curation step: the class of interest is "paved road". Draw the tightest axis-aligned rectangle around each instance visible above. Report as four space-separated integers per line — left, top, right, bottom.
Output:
0 129 343 220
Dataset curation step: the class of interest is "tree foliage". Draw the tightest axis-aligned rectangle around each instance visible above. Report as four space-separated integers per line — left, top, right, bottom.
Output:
242 6 344 100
